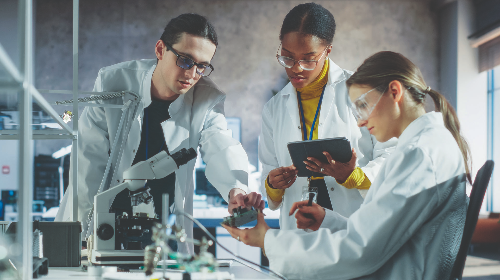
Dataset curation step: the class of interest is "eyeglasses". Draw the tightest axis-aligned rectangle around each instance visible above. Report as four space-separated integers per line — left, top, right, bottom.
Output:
165 43 214 77
350 87 385 121
276 44 330 71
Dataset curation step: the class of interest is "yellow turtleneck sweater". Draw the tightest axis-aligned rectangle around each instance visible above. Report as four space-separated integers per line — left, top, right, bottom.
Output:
265 59 371 203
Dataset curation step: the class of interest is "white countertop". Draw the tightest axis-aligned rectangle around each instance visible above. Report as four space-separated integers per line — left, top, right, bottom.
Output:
34 259 279 280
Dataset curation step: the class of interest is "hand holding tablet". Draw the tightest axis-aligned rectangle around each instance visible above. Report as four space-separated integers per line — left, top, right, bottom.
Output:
287 137 353 178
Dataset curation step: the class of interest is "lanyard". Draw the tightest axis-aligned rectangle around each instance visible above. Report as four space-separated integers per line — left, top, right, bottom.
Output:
297 85 326 141
145 107 165 160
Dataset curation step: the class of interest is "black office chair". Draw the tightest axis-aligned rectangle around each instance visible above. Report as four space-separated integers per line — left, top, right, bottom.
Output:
449 160 495 280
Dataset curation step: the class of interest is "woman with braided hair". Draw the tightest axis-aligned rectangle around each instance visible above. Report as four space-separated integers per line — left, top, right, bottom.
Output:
258 2 396 233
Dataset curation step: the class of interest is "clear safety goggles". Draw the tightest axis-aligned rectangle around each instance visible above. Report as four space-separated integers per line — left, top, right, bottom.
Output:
276 44 329 71
350 87 385 121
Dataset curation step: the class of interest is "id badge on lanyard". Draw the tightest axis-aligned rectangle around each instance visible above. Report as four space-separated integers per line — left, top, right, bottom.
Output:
297 85 326 204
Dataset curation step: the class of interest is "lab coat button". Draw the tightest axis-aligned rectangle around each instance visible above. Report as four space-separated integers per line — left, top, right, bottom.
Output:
331 187 334 191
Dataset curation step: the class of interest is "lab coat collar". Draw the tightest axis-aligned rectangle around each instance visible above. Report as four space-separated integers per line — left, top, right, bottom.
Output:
397 112 444 149
326 58 347 87
317 59 349 136
141 61 195 117
141 62 156 109
168 85 194 117
161 81 197 154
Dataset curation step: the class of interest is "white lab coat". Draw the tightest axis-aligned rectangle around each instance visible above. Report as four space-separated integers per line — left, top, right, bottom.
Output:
56 59 249 254
264 112 467 280
259 59 396 230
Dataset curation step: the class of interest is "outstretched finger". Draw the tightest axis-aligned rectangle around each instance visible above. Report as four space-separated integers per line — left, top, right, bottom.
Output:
273 171 297 185
307 157 325 168
289 200 311 216
258 200 265 211
323 151 335 165
303 160 318 168
274 175 297 189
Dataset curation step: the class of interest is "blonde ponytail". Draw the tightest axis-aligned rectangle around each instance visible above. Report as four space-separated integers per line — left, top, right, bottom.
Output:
427 89 472 183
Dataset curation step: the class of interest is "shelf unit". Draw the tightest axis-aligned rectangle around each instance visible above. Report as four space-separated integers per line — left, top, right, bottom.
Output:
0 1 79 279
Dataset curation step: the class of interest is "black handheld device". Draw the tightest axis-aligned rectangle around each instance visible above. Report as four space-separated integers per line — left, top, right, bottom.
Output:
287 137 352 177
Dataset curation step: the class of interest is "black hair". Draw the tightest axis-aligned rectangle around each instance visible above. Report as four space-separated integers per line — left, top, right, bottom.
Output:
279 3 336 45
160 13 218 47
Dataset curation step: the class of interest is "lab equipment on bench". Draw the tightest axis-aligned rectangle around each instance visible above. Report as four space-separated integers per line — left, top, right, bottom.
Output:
221 206 258 228
87 147 196 266
143 194 218 279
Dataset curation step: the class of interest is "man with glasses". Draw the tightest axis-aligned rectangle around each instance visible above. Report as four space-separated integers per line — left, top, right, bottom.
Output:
56 13 263 253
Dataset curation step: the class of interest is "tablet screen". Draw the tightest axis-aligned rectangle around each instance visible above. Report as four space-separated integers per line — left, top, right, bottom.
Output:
287 137 352 177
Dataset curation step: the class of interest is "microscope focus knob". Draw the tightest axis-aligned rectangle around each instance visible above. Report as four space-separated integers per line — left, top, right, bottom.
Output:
97 223 114 240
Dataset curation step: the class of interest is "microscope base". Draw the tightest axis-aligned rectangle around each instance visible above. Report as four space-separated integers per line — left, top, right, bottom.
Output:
91 250 144 265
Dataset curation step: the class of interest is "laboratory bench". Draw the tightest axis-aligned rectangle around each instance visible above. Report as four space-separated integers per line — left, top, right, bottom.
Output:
1 207 282 279
33 259 279 280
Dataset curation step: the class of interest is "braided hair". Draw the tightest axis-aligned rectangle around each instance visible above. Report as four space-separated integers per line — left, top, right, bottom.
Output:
280 3 336 45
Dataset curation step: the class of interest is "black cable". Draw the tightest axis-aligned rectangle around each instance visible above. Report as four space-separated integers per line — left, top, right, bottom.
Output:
176 211 288 280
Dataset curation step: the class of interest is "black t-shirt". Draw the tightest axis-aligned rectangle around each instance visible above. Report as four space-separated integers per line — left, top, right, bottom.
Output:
111 98 176 220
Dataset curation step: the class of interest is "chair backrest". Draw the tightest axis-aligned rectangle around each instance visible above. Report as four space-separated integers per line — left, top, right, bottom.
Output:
449 160 495 280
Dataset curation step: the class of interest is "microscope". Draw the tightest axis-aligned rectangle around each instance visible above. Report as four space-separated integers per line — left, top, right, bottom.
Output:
88 148 196 266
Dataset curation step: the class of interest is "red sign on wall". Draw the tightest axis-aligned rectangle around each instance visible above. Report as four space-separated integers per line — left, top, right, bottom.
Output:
2 165 9 174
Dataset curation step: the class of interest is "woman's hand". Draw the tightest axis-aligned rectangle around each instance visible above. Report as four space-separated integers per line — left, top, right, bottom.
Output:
221 212 270 248
268 165 298 189
289 200 326 231
304 148 357 183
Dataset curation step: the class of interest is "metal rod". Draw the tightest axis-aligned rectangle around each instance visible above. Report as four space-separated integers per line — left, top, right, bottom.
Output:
54 92 126 105
72 0 79 222
38 89 122 95
162 193 169 225
30 85 73 134
59 157 65 204
486 69 495 212
18 0 33 278
161 194 169 278
62 103 123 108
0 130 74 135
0 43 23 82
0 134 75 140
